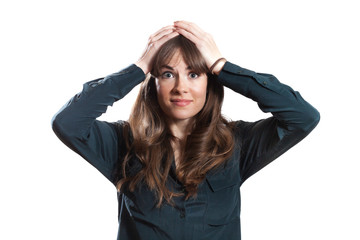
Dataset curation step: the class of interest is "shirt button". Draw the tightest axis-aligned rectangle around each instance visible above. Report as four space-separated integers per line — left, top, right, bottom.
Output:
89 78 105 87
89 82 98 87
263 81 267 85
74 93 81 102
180 211 185 219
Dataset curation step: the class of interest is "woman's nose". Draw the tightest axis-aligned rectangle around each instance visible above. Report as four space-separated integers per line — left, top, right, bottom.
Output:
172 75 189 93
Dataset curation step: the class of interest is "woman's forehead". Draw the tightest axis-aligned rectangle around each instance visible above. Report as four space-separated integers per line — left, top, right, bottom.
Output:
165 50 183 65
162 53 189 69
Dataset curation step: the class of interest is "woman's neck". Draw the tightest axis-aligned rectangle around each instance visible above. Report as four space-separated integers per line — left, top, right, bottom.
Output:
167 118 194 140
167 118 194 168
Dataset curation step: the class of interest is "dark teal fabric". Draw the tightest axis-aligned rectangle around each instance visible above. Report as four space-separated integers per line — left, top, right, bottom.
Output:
52 62 320 240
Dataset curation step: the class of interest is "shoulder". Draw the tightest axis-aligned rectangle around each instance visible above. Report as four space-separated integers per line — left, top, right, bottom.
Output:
229 119 275 147
112 120 126 128
229 120 253 136
111 120 131 134
230 118 278 135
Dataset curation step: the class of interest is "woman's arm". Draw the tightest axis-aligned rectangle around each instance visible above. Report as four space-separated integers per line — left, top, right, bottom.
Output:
174 20 320 184
217 62 320 184
52 25 179 184
51 65 146 183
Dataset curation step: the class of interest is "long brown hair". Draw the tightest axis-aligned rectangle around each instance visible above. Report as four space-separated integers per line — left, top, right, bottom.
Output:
116 35 235 207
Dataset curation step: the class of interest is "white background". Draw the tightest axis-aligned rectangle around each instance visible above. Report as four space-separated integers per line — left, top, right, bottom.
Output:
1 0 359 239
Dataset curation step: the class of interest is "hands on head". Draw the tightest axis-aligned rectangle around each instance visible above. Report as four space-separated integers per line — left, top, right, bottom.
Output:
135 21 226 76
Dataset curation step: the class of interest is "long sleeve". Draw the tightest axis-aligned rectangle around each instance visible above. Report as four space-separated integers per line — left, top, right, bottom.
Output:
51 64 146 184
217 61 320 184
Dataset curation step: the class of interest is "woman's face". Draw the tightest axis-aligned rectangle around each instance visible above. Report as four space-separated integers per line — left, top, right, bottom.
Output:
155 52 208 124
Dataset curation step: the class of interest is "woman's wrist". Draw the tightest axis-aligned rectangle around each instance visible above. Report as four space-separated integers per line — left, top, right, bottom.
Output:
210 58 227 75
135 60 149 75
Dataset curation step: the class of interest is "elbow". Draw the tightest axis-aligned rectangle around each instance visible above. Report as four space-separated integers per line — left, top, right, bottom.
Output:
51 111 66 139
51 112 80 152
51 108 87 141
51 108 75 140
300 105 320 133
311 108 321 126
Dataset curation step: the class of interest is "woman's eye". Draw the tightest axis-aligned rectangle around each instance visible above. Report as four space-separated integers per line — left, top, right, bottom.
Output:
189 73 199 79
161 72 174 79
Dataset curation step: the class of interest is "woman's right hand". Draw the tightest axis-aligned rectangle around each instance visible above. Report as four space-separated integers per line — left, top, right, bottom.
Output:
135 25 179 75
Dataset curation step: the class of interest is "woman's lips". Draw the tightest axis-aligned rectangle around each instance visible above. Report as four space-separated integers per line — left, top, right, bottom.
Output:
170 99 192 107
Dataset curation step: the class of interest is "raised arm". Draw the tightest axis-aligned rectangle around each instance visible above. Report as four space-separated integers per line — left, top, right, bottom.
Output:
174 20 320 184
217 62 320 183
51 25 179 183
51 65 146 183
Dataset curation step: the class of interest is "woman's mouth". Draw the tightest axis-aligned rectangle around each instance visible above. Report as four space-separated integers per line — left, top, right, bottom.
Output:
170 99 193 107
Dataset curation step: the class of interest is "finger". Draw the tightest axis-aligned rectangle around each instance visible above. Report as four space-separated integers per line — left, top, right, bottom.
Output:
149 25 175 43
174 27 200 45
152 25 174 36
154 30 179 48
174 21 208 46
174 21 205 37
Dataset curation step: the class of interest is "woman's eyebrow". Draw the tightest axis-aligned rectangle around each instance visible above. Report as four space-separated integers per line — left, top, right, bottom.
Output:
160 65 193 70
161 65 174 70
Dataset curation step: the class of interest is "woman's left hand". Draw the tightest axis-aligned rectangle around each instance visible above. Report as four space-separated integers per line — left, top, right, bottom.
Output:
174 21 226 74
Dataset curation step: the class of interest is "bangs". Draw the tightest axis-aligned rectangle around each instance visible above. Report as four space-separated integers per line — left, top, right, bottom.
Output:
151 35 208 77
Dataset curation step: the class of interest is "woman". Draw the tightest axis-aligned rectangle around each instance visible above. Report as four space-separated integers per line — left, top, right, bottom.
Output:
52 21 320 240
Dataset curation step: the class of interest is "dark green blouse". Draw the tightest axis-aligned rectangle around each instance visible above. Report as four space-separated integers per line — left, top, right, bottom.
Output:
52 62 320 240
